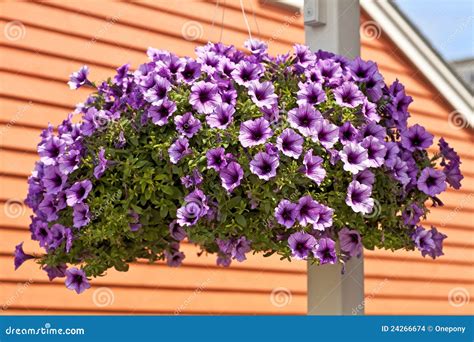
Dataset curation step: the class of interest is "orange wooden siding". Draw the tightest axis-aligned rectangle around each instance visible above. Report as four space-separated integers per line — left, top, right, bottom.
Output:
0 1 472 315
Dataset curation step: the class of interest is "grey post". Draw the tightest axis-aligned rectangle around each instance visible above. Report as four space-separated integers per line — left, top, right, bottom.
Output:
304 0 364 315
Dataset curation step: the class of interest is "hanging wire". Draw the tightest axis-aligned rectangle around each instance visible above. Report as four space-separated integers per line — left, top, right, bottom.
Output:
248 0 261 37
239 0 253 41
219 0 226 42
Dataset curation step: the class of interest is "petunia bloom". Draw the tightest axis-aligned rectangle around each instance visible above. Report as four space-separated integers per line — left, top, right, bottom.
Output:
65 267 91 294
168 138 192 164
248 81 278 109
345 180 374 214
219 161 244 193
14 242 35 270
189 81 220 114
333 82 365 108
288 232 317 260
296 195 320 226
249 151 279 181
275 200 298 228
301 149 326 185
401 124 433 152
338 228 362 257
68 66 90 90
314 237 337 264
175 112 202 138
276 129 304 159
288 103 321 137
66 180 92 207
339 142 369 174
239 118 273 148
206 103 235 129
417 167 446 196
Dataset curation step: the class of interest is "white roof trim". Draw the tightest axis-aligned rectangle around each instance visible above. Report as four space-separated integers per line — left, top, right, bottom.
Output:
361 0 473 127
276 0 474 127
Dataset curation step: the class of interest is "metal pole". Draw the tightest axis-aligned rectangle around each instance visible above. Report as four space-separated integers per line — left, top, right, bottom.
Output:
304 0 364 315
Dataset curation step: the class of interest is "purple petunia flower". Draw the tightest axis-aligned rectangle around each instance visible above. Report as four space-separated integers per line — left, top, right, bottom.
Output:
65 267 91 294
178 59 201 84
42 166 67 194
169 220 187 241
219 161 244 193
358 121 386 141
165 248 186 267
176 201 201 227
58 150 81 175
47 223 73 252
296 195 320 226
66 180 92 207
239 118 273 148
339 142 369 174
249 151 279 181
345 180 374 214
128 211 142 232
38 195 59 222
294 44 316 69
231 60 263 86
189 81 220 114
444 161 463 190
288 104 321 137
316 59 343 87
438 138 460 164
68 66 90 90
390 157 411 186
72 203 90 228
149 98 177 126
38 136 65 166
206 147 228 171
297 82 326 106
143 76 171 103
402 203 424 226
353 169 375 187
93 148 108 179
14 242 34 270
401 124 433 152
333 82 365 108
314 237 337 264
276 128 304 159
168 138 192 164
384 141 400 168
44 264 67 281
181 169 203 189
339 121 359 144
206 103 235 129
312 119 339 149
275 200 298 228
244 39 268 56
288 232 317 260
411 226 446 259
361 136 387 168
175 112 202 138
301 149 326 185
338 228 362 257
417 167 446 196
348 57 377 83
231 237 251 262
248 81 278 109
312 203 333 231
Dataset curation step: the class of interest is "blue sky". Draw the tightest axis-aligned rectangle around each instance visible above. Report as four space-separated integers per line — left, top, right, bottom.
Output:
396 0 474 61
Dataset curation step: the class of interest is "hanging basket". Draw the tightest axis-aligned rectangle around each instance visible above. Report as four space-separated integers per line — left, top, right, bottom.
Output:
16 40 463 294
